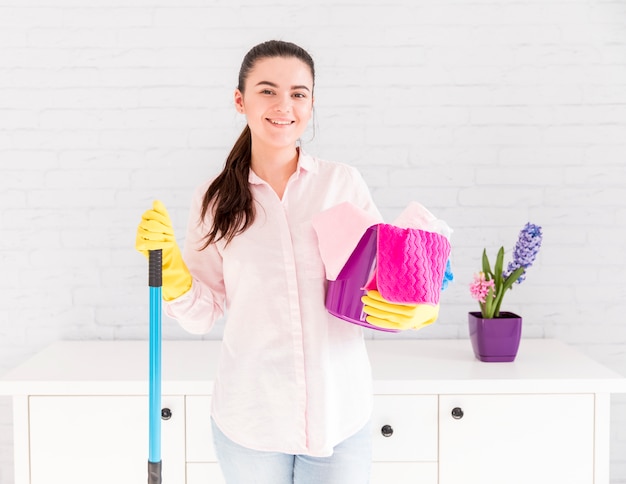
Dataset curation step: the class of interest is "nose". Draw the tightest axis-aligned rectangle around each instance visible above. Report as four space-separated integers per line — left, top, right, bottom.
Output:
274 93 292 112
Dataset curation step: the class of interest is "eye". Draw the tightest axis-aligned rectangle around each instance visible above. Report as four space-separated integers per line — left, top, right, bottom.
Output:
293 92 307 99
260 89 274 95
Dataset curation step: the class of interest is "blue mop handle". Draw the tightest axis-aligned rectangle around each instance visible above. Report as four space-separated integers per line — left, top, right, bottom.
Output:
148 249 162 483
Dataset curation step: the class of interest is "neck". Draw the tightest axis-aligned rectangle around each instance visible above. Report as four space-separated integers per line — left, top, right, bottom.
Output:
250 145 299 185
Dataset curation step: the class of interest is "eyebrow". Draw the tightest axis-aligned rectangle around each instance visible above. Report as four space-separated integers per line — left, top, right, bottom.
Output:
255 81 311 92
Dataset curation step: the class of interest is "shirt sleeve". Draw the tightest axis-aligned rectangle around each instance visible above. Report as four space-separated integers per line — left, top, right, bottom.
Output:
164 182 226 335
346 165 383 222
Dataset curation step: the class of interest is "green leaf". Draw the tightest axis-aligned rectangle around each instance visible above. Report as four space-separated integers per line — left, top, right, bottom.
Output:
482 249 492 277
494 246 504 290
484 286 495 319
491 284 502 318
493 266 526 316
502 266 525 293
479 301 486 318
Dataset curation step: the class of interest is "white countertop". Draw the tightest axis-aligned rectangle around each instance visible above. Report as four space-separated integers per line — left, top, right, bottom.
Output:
1 339 625 396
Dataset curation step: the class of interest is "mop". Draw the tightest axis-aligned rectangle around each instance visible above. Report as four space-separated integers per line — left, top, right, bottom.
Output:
148 249 163 483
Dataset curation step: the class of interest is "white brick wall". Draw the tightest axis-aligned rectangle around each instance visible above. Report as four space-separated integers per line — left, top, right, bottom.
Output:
1 0 625 482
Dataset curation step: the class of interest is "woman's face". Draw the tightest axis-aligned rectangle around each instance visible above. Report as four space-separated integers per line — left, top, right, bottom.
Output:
235 56 314 151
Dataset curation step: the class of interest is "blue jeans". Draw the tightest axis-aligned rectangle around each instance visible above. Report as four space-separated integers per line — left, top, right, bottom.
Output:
211 418 372 484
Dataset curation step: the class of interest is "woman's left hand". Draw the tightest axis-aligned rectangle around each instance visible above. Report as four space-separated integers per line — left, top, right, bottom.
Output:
361 290 439 331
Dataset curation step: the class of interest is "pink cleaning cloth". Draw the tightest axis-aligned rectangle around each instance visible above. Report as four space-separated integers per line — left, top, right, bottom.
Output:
363 224 451 305
311 202 383 281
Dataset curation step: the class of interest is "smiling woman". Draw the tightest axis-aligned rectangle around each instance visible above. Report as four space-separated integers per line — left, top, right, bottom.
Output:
233 55 315 196
200 40 317 244
134 39 428 484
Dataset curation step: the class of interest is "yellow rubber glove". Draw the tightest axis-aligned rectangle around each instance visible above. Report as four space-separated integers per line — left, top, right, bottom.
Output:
361 290 439 331
135 200 192 301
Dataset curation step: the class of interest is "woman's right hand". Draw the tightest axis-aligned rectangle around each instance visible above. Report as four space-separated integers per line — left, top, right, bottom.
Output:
136 200 192 301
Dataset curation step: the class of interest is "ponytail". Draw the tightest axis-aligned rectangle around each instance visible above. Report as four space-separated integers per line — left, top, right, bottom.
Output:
200 40 315 248
200 125 254 248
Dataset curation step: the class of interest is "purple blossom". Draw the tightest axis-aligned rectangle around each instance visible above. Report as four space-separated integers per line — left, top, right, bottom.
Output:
503 223 543 284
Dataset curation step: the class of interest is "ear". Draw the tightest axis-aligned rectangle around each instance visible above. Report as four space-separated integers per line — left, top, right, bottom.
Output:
234 89 245 114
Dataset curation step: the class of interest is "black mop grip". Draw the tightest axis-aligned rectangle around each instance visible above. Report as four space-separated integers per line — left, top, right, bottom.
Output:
149 250 163 288
148 460 162 484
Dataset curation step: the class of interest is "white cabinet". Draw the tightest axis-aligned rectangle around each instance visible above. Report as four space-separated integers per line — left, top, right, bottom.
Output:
371 395 438 484
1 339 625 484
186 463 225 484
183 394 439 484
28 395 186 484
185 395 225 484
439 394 594 484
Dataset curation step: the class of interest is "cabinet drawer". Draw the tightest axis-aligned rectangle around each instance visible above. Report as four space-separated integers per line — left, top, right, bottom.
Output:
186 395 217 462
372 462 437 484
371 395 438 462
187 463 225 484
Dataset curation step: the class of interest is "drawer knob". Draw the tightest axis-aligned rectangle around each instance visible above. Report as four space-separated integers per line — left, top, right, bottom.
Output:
381 424 394 437
161 408 172 420
451 407 464 420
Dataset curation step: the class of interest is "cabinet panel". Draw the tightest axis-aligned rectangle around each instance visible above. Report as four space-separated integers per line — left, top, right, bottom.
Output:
372 395 438 462
186 395 218 462
187 463 225 484
439 393 594 484
29 395 185 484
371 462 437 484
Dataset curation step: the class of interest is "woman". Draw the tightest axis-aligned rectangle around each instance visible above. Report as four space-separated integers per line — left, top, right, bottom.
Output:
136 40 423 484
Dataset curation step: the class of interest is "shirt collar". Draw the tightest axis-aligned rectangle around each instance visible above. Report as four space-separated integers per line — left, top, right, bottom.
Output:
248 148 318 185
297 148 317 174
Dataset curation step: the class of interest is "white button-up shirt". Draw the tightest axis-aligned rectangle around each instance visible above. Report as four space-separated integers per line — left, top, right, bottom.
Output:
165 150 382 457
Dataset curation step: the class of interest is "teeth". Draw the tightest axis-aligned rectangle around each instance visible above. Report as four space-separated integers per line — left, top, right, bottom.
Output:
270 120 292 125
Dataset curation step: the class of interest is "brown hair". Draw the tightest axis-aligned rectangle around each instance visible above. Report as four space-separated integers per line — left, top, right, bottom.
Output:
200 40 315 248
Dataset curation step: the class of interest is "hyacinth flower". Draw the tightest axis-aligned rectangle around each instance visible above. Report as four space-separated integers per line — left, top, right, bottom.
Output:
503 223 543 284
470 223 543 319
470 272 495 309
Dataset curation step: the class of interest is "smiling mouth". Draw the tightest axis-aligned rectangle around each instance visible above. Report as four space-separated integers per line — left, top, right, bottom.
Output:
267 119 295 125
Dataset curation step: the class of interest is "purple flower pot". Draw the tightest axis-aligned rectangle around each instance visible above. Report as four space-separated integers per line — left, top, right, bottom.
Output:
468 311 522 362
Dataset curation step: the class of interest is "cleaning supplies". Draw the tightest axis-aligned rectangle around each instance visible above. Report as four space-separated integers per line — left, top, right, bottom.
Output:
363 223 451 306
361 289 439 331
313 201 453 332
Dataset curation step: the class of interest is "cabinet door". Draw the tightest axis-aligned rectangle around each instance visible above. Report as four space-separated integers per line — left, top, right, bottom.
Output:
29 395 185 484
371 395 438 484
439 394 594 484
372 394 438 462
187 463 226 484
186 395 218 462
371 462 437 484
